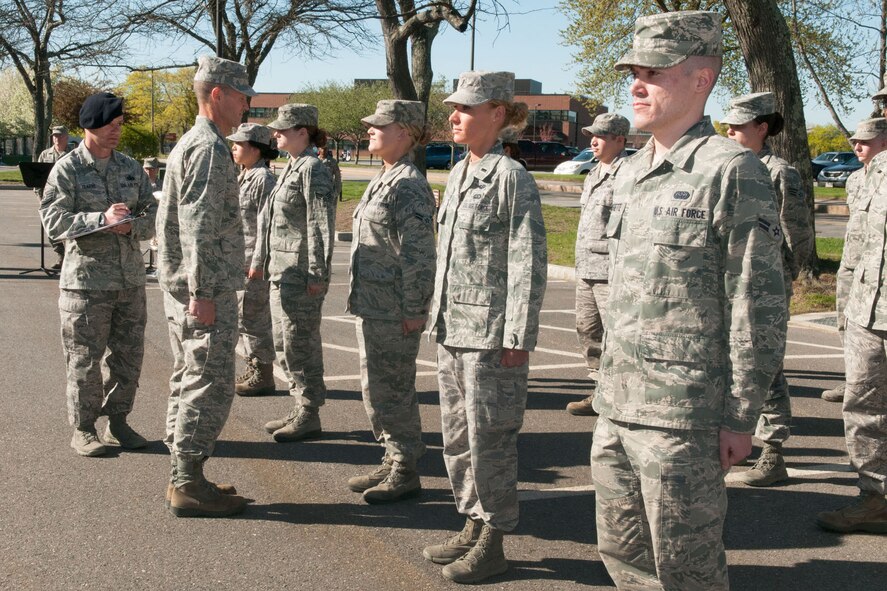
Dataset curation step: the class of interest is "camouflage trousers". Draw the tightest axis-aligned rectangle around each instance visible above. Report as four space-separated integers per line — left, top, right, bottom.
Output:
754 364 791 445
270 280 326 407
437 344 528 532
59 287 146 429
591 417 728 591
355 317 426 467
842 320 887 495
575 279 609 372
163 290 238 458
237 276 275 364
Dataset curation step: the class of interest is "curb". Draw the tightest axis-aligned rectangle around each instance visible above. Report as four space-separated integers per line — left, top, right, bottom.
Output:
813 201 848 215
536 181 583 194
547 264 576 282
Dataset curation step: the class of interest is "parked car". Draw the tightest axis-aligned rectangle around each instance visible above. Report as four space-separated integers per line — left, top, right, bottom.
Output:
551 147 639 175
553 148 597 175
811 151 855 178
817 156 863 187
517 140 575 171
425 143 464 169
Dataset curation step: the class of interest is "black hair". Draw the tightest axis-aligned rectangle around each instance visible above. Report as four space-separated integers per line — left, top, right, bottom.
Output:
248 140 279 161
754 112 785 137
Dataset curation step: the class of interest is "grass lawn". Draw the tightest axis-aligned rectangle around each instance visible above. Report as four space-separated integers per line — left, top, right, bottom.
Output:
813 186 846 200
790 237 842 315
0 170 24 183
534 172 586 183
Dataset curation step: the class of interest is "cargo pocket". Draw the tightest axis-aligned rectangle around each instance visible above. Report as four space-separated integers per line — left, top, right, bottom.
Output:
474 356 527 432
450 285 493 338
648 217 710 299
58 291 92 355
640 332 722 409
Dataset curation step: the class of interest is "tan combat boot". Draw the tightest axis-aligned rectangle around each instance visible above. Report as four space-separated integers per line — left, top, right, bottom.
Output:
737 444 788 487
271 405 322 442
236 357 276 397
817 493 887 534
168 457 247 518
566 395 598 416
104 414 148 449
348 456 393 492
71 427 107 457
423 517 483 565
363 462 421 504
441 524 508 584
821 383 845 403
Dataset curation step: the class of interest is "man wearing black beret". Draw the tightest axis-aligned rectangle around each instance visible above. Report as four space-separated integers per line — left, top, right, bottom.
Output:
40 92 158 457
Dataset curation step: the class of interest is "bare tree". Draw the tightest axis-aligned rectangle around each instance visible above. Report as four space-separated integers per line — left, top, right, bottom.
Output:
725 0 818 275
374 1 509 171
127 0 376 90
0 0 130 156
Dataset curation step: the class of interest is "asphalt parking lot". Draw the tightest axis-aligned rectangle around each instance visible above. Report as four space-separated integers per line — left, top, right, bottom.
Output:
1 186 884 590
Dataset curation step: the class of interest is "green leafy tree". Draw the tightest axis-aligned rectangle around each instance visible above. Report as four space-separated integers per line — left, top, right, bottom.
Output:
52 76 102 131
0 68 35 138
116 67 198 154
807 125 852 155
118 123 158 159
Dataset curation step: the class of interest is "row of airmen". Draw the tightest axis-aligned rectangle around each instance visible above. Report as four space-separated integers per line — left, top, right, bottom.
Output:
35 10 886 589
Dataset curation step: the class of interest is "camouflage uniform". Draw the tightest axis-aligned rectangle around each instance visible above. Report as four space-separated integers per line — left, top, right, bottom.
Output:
592 12 787 590
143 157 161 192
236 160 277 365
157 115 245 459
429 137 548 531
255 129 335 409
348 151 435 467
840 147 887 498
322 153 343 201
575 149 627 372
37 129 72 262
40 141 157 429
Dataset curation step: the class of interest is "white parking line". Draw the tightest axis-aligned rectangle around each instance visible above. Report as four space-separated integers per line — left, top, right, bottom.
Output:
533 346 585 359
540 309 576 314
518 485 594 501
539 324 577 333
784 354 844 360
786 340 844 351
725 463 852 482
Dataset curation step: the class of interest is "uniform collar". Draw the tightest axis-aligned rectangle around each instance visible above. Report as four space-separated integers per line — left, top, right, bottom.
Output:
465 141 505 182
640 117 715 173
373 156 413 188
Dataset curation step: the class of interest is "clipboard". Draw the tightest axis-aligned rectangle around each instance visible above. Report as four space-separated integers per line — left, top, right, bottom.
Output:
58 211 147 240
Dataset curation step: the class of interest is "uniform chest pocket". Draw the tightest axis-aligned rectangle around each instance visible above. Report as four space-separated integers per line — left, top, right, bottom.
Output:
651 217 708 247
276 182 304 205
605 206 624 238
456 199 493 231
361 199 395 227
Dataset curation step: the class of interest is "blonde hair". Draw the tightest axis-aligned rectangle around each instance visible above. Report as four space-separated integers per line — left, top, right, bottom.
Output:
401 123 432 148
489 100 529 132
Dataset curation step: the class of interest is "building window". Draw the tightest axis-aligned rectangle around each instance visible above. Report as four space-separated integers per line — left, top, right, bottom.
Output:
249 107 277 119
531 110 577 123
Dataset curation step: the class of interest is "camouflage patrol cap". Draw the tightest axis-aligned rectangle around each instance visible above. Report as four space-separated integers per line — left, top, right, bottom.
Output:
582 113 630 137
850 118 887 141
266 103 319 130
226 122 273 146
720 92 777 125
142 157 160 169
444 71 515 106
194 55 256 97
615 10 722 71
361 100 426 129
872 74 887 100
50 125 68 136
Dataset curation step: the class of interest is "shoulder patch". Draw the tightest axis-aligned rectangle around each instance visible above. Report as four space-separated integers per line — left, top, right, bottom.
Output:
758 217 782 241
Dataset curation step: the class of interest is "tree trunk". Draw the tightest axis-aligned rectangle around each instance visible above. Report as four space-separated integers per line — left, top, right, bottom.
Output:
724 0 818 277
407 22 439 173
32 51 52 158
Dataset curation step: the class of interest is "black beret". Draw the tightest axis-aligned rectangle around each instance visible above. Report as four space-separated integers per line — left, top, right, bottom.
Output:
79 92 124 130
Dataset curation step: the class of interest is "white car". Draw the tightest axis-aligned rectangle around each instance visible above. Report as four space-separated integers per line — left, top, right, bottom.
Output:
552 148 598 175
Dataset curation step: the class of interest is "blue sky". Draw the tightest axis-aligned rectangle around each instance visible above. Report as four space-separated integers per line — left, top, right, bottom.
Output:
140 2 874 129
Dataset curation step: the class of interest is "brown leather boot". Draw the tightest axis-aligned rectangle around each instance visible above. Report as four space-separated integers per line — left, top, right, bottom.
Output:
817 493 887 533
236 357 276 396
168 456 247 518
271 405 322 442
441 524 508 583
362 462 421 504
565 395 598 416
347 456 393 492
423 517 483 565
